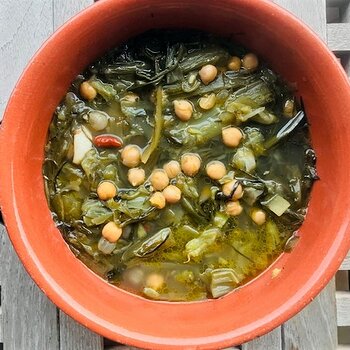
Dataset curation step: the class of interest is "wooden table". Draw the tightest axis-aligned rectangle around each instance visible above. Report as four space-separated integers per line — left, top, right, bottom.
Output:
0 1 349 349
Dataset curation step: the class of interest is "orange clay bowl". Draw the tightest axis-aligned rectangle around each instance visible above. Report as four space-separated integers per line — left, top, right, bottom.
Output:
1 0 350 349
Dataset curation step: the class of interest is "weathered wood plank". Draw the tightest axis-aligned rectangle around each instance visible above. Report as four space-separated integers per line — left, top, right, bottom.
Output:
273 0 327 41
283 281 338 350
0 305 3 344
59 311 104 350
242 327 282 350
1 225 59 350
0 0 53 120
328 24 350 51
52 1 104 348
340 251 350 270
53 0 93 30
0 1 61 348
336 291 350 326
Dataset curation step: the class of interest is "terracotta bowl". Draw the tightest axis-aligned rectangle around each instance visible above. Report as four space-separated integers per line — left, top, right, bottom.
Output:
1 0 350 348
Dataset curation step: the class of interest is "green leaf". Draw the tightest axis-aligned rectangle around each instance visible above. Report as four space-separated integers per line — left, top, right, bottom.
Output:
81 199 113 226
185 227 219 261
142 86 164 163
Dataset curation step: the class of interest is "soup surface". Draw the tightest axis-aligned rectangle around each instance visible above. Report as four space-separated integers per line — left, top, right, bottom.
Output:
43 30 317 301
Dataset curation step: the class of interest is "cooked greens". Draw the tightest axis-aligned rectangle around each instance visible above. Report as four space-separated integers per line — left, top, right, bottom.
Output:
43 30 317 301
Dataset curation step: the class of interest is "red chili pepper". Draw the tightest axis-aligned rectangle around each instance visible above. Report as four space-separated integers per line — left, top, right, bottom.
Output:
93 134 123 148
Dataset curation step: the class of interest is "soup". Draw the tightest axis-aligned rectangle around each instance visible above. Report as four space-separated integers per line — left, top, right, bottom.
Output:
43 30 317 301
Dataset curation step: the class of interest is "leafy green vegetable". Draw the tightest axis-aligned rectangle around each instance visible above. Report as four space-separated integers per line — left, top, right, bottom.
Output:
185 227 219 261
51 192 83 222
264 111 305 150
206 268 241 298
89 78 117 101
122 227 171 261
141 87 164 163
81 199 113 226
232 147 256 173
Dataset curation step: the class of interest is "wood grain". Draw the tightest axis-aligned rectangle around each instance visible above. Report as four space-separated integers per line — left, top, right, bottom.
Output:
0 1 60 348
59 311 103 350
0 0 53 120
1 225 59 350
242 327 282 350
328 24 350 50
336 291 350 326
283 281 338 350
53 0 93 30
273 0 327 41
340 252 350 270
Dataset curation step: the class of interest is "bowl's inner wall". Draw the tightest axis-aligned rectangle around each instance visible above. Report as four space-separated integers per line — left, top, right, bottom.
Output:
3 0 350 347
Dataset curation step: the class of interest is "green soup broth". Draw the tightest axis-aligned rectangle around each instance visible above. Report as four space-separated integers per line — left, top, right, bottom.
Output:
43 30 317 301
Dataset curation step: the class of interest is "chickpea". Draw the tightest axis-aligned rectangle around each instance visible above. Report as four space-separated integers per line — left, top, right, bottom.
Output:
146 273 164 290
181 153 201 177
97 181 117 200
283 99 295 118
226 201 243 216
206 160 227 180
80 81 97 101
199 64 218 85
149 191 166 209
222 126 243 148
163 185 182 204
222 180 243 200
227 56 241 71
102 222 122 243
199 93 216 110
173 100 193 121
128 168 145 187
163 160 181 179
251 209 266 225
121 145 141 168
150 169 169 191
242 53 259 70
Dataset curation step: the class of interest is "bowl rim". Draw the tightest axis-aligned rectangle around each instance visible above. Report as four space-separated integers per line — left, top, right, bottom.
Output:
1 0 350 348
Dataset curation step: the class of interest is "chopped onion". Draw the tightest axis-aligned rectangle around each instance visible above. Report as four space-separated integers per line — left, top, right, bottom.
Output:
97 237 116 254
232 147 256 173
88 110 109 131
143 287 160 299
72 128 92 165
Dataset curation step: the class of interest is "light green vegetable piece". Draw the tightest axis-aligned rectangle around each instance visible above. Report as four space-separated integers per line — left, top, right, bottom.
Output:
55 163 84 193
185 227 219 261
232 146 256 173
261 194 290 216
89 78 117 101
209 268 241 298
143 287 161 299
81 199 113 226
213 212 229 228
51 192 83 222
142 86 163 163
